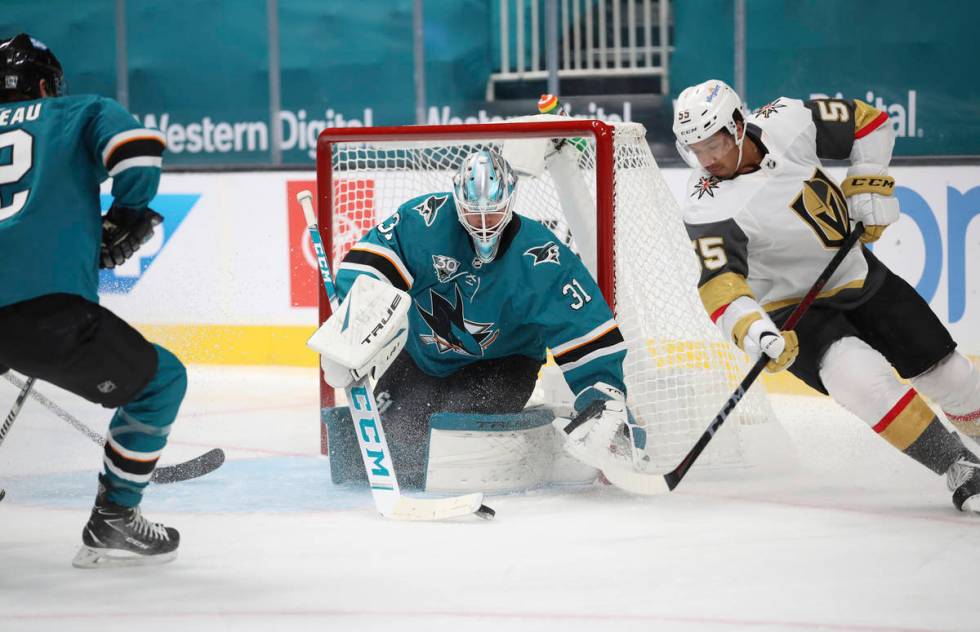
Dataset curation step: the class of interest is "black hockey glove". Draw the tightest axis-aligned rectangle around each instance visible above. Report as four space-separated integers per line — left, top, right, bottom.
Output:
100 205 163 269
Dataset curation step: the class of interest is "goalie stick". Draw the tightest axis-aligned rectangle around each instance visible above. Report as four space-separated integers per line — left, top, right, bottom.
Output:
600 223 867 496
2 372 225 485
297 189 494 521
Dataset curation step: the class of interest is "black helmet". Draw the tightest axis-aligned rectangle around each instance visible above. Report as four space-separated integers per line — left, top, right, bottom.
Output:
0 33 64 99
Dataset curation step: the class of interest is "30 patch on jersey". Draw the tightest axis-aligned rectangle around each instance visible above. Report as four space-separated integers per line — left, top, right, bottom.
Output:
432 254 461 282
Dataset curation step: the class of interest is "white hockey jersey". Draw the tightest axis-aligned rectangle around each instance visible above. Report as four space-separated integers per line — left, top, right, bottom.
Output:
683 96 891 323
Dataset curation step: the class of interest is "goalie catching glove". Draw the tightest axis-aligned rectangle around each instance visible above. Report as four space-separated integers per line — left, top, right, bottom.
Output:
554 383 649 471
307 275 410 389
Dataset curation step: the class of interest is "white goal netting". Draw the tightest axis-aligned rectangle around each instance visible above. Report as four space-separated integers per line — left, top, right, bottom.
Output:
321 118 782 471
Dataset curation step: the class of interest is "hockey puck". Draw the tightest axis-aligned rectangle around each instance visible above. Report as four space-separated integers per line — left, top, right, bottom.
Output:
476 504 495 520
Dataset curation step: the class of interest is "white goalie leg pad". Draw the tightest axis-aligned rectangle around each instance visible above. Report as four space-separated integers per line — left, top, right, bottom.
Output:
424 407 598 494
545 147 598 276
307 275 410 388
527 362 575 417
502 116 596 274
500 113 566 177
819 336 909 426
912 351 980 436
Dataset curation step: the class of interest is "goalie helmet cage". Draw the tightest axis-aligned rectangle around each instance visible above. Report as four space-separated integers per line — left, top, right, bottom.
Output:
314 118 779 472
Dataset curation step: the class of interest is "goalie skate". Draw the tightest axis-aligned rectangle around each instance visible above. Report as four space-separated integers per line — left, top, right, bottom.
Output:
72 477 179 569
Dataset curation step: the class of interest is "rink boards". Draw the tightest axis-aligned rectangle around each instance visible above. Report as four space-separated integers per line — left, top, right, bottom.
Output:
97 166 980 389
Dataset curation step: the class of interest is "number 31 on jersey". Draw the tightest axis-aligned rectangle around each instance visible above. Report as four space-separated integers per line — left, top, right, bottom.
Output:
562 278 593 310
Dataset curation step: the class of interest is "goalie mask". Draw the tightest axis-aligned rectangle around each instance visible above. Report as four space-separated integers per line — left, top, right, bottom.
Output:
0 33 65 99
672 79 747 172
452 149 517 263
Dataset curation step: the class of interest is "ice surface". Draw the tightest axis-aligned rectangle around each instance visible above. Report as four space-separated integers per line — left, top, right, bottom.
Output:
1 366 979 632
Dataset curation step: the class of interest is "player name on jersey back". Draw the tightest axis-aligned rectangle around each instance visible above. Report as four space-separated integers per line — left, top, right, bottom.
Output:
0 103 42 127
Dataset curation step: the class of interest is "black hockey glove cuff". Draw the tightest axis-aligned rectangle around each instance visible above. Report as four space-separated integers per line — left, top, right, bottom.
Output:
100 205 163 269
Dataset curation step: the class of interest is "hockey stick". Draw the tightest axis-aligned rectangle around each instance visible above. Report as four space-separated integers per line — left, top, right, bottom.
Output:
0 375 33 447
2 372 225 484
298 190 494 521
602 223 867 496
0 376 35 502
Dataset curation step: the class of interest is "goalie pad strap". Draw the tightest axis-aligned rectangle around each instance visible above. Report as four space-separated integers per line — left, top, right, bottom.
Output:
429 408 555 432
841 175 895 197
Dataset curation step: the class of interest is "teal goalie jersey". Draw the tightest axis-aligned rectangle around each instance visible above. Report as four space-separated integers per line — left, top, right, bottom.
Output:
0 94 165 307
335 192 628 398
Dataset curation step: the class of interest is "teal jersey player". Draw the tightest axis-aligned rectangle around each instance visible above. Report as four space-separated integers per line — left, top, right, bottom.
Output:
0 92 163 306
322 149 643 489
336 192 627 398
0 34 188 567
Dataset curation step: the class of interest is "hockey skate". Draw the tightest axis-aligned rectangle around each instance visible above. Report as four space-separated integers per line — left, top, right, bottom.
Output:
72 476 179 569
947 452 980 514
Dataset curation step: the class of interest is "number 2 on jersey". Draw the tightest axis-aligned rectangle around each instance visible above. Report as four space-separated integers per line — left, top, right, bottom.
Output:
0 129 34 222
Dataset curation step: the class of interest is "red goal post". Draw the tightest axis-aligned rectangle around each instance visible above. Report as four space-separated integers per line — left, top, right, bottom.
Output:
315 121 618 453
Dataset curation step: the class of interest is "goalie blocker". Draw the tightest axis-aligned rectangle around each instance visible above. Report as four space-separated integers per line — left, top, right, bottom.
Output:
307 275 411 390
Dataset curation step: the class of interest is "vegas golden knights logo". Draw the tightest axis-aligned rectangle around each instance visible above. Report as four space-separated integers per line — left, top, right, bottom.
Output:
789 168 851 247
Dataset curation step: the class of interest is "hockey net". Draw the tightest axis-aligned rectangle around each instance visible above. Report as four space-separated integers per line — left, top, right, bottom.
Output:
315 118 781 472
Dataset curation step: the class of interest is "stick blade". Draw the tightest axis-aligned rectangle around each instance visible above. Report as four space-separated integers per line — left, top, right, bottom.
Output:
383 492 490 521
601 465 672 496
150 448 225 484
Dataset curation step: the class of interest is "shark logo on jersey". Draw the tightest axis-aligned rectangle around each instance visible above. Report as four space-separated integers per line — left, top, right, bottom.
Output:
790 168 851 247
432 254 462 282
417 285 498 356
524 241 561 266
412 194 449 227
692 176 721 200
754 98 786 119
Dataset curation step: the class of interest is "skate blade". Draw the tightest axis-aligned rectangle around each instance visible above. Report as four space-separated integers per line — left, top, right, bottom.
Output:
961 495 980 515
72 545 177 569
